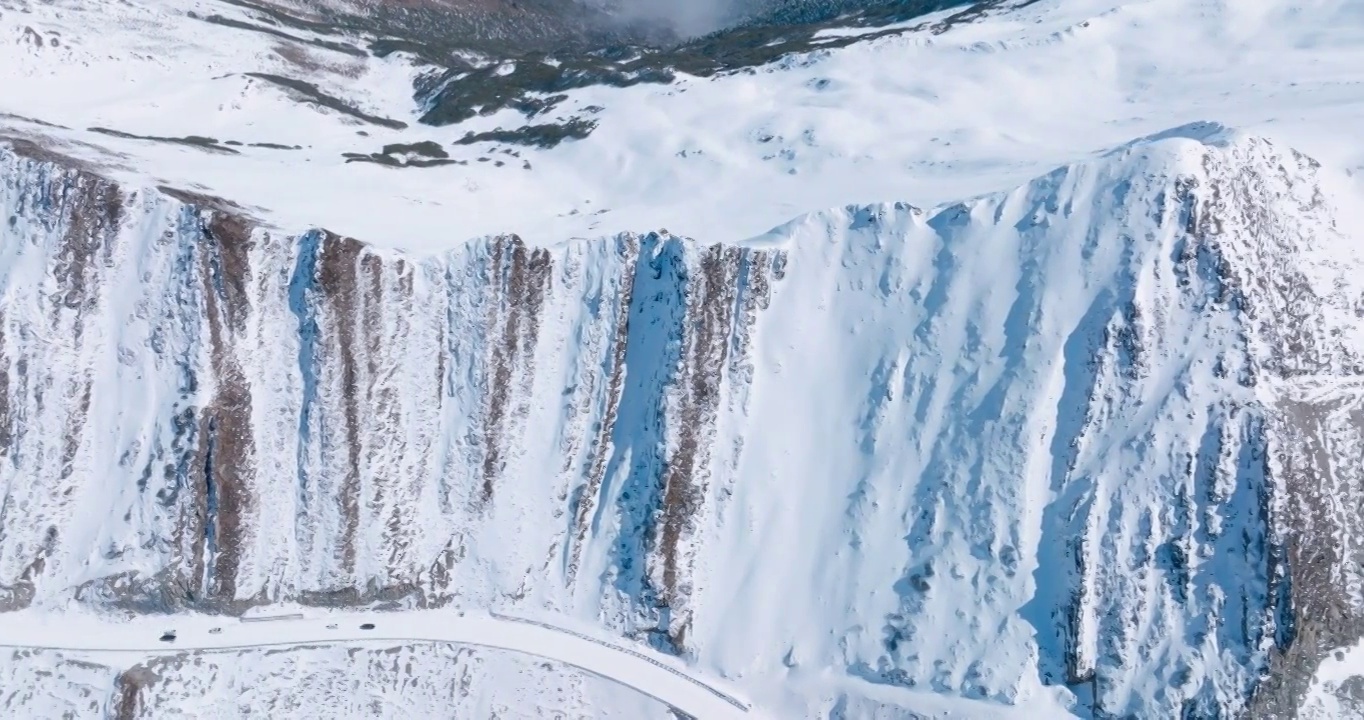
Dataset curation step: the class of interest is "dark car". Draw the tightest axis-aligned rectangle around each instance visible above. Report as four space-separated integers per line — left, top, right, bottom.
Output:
359 623 375 630
159 631 176 642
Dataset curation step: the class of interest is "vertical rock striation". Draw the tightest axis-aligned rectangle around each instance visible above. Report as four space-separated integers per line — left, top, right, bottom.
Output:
0 142 785 646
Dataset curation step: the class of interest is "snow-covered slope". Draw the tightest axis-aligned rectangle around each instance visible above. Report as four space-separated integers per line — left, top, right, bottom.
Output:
3 0 1363 251
2 643 672 719
0 138 785 623
6 0 1364 717
5 122 1364 717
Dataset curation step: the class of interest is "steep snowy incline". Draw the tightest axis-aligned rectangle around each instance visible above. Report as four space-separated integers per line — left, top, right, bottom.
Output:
692 125 1364 718
0 139 786 626
5 125 1364 717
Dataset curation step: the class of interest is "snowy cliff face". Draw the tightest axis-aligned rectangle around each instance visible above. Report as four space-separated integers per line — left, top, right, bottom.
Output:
3 126 1364 717
668 126 1364 718
0 140 786 643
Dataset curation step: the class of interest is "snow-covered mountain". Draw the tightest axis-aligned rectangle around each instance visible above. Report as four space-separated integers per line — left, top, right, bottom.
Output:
4 0 1364 718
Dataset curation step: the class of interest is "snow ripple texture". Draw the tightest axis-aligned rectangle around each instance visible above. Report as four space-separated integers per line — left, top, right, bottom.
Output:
3 125 1364 717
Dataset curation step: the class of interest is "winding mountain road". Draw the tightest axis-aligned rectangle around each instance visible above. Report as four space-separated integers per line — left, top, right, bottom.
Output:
0 608 753 719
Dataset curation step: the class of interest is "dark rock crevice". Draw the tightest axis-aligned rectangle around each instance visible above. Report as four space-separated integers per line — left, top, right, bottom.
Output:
479 236 552 505
317 235 367 576
196 209 258 603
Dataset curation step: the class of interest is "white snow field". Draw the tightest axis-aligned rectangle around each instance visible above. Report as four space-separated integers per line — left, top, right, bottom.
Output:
3 0 1364 718
0 0 1360 250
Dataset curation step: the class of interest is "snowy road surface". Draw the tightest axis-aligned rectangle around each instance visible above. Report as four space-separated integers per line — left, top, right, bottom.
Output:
0 609 753 719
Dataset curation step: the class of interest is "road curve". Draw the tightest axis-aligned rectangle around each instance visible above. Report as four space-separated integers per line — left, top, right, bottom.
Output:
0 608 752 720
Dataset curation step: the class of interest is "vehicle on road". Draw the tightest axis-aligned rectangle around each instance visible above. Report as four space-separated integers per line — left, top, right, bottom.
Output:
0 611 750 718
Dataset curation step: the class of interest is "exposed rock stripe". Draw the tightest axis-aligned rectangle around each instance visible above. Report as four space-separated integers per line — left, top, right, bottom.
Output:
651 244 742 650
317 235 365 576
480 236 552 504
197 210 257 602
112 665 157 720
51 168 121 320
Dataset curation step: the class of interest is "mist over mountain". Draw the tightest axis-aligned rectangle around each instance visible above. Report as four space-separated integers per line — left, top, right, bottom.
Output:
248 0 963 48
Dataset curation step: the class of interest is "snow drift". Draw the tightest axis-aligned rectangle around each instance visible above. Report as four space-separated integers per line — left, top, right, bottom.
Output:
0 642 672 719
3 124 1364 716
